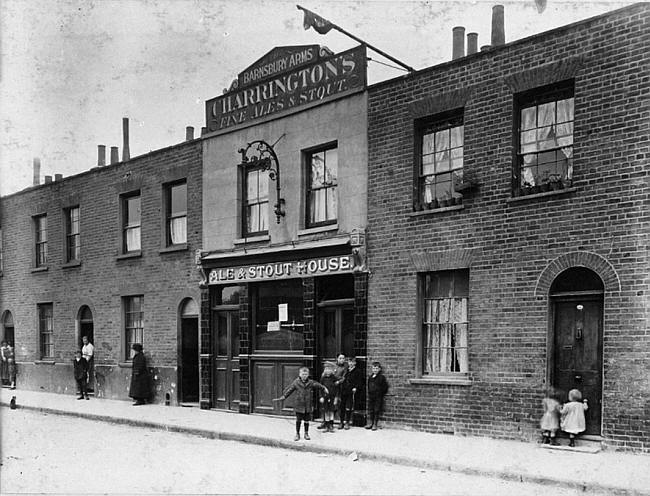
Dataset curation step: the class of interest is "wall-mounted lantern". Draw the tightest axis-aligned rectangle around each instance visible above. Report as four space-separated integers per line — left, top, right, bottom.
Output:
238 139 285 224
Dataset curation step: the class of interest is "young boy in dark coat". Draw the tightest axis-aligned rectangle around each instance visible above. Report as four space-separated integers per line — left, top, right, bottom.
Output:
129 343 150 406
339 357 364 429
274 367 329 441
73 350 89 400
319 362 339 433
366 361 389 431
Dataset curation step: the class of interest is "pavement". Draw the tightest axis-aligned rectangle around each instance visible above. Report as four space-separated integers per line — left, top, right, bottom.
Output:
2 388 649 495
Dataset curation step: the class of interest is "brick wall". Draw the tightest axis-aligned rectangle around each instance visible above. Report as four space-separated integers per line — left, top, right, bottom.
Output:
366 4 649 451
0 140 203 404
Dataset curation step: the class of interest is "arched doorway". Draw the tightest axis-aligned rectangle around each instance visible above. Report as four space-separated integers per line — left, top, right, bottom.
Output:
77 306 94 349
550 267 603 436
2 311 14 347
179 298 199 403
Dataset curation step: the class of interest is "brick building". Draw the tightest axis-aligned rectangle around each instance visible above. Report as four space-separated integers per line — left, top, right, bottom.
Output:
197 45 369 417
0 133 203 405
366 4 649 451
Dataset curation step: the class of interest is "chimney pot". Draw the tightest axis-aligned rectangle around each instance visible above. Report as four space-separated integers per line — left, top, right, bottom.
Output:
122 118 130 162
201 127 208 136
467 33 479 55
44 175 53 184
33 157 41 186
481 45 492 51
54 173 63 182
110 146 119 165
98 145 106 167
185 126 194 141
452 26 465 60
491 5 505 46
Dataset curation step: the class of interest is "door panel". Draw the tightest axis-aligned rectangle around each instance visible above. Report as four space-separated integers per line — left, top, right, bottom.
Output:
213 310 240 410
253 362 276 413
180 318 199 402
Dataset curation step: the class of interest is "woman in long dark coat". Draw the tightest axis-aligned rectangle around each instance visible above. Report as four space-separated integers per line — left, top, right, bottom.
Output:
129 343 149 406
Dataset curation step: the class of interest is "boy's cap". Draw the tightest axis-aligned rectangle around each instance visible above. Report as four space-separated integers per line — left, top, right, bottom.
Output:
323 361 336 369
74 350 82 354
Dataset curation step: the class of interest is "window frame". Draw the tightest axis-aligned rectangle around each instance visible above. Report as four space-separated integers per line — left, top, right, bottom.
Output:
121 191 141 254
34 214 48 268
38 303 54 359
123 295 144 360
305 143 338 228
513 80 575 196
64 206 80 262
164 180 187 247
414 111 464 209
242 165 269 237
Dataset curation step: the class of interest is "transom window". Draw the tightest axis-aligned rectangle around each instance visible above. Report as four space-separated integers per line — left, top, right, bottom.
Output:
65 206 80 262
122 193 141 253
124 296 144 359
418 114 464 208
516 82 574 194
421 270 469 374
34 214 48 267
38 303 53 359
244 168 268 236
166 181 187 246
306 146 338 227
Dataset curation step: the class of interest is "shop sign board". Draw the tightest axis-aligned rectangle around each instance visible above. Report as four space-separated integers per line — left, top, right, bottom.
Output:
208 254 355 284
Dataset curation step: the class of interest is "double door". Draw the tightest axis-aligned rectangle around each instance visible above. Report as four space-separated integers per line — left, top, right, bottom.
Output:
213 309 240 411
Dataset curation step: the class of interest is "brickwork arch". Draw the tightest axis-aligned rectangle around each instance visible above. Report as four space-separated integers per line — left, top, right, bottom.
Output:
534 251 621 297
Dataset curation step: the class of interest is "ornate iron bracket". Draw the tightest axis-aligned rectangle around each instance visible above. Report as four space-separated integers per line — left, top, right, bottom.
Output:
238 138 286 224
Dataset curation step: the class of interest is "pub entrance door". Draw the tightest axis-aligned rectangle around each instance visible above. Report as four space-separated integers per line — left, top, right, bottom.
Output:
213 309 240 411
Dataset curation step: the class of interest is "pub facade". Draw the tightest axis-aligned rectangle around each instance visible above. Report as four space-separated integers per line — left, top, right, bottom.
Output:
197 45 369 416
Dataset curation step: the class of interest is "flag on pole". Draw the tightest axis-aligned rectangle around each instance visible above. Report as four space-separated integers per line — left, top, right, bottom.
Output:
297 5 334 34
535 0 547 13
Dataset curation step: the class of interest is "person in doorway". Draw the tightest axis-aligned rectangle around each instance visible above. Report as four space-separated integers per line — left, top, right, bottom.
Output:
339 357 364 429
366 361 388 431
1 340 10 386
273 367 328 441
319 362 339 433
540 386 561 445
129 343 150 406
318 353 349 430
81 335 95 392
561 388 588 447
73 350 89 400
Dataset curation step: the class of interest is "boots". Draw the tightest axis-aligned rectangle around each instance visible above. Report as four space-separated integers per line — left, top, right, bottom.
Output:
550 437 559 446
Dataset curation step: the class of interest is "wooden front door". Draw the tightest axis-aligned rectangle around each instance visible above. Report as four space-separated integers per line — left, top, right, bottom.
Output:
553 297 603 435
180 317 199 402
213 310 240 411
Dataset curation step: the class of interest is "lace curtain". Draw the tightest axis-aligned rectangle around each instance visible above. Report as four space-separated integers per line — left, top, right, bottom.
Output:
424 297 468 373
169 216 186 244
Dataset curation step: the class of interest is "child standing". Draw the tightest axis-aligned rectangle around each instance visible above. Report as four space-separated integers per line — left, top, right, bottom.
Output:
319 362 339 433
365 361 388 431
274 367 328 441
561 388 588 447
339 357 364 429
73 350 89 400
540 387 561 445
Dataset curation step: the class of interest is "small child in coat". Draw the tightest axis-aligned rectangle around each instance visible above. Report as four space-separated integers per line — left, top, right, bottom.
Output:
365 361 389 431
339 357 364 429
561 388 588 447
540 387 561 445
319 362 339 433
274 367 328 441
73 350 90 400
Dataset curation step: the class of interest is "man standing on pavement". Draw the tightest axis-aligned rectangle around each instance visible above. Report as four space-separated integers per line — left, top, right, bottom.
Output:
81 335 94 392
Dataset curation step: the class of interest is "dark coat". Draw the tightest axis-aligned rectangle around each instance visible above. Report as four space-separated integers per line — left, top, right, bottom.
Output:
367 372 389 399
129 351 150 400
319 373 339 403
282 378 326 414
341 366 364 396
73 358 88 381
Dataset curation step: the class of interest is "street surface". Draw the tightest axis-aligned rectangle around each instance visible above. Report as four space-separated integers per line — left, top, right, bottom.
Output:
1 409 589 495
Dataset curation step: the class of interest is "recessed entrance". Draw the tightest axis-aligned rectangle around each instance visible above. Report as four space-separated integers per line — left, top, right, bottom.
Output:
179 298 199 403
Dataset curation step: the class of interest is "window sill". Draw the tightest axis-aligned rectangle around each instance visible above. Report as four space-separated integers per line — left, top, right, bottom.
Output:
409 205 465 217
507 187 577 204
118 361 133 368
409 376 472 386
233 234 270 245
34 360 56 365
62 260 81 269
160 244 188 254
117 251 142 260
31 266 49 273
298 224 338 236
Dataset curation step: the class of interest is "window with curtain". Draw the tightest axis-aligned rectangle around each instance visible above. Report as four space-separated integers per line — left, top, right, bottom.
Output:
34 214 48 267
418 113 464 208
38 303 53 359
65 206 80 262
124 296 144 359
306 146 338 227
517 82 574 193
421 270 469 374
166 181 187 246
122 193 141 253
244 167 268 236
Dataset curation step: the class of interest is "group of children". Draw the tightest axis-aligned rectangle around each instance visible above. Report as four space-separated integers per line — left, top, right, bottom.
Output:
540 387 589 447
274 354 389 441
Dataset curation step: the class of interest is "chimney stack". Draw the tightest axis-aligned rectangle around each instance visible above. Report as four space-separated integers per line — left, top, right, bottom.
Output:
491 5 505 46
467 33 478 55
452 26 465 60
33 157 41 186
122 117 130 162
110 146 119 165
201 127 208 136
54 173 63 182
44 175 53 184
97 145 106 167
185 126 194 141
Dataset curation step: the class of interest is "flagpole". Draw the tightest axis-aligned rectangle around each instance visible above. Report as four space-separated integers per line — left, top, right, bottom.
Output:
297 5 415 73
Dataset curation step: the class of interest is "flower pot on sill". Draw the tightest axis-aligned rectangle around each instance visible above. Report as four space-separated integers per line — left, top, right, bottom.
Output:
531 185 541 194
439 198 450 208
540 182 551 193
550 180 563 191
521 186 533 196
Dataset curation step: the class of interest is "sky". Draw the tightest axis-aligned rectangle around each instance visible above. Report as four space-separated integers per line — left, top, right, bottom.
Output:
0 0 638 196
